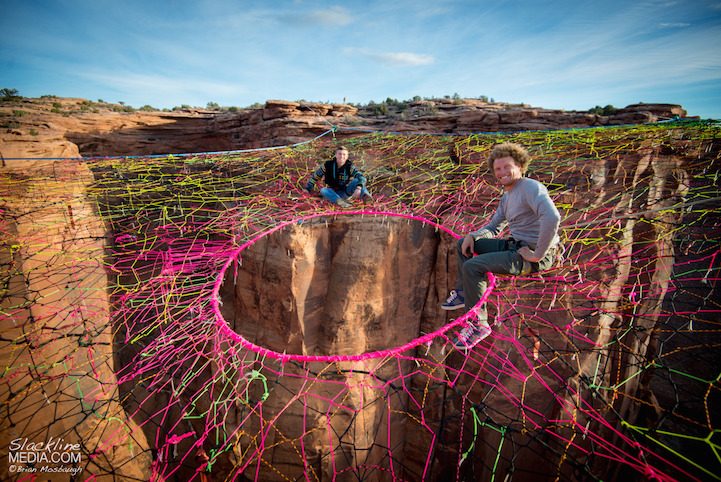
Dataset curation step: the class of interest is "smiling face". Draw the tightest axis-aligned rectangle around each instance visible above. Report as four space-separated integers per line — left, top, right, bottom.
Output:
492 156 523 190
335 148 349 166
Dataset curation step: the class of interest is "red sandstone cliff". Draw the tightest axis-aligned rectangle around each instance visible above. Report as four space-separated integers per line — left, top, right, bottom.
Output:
0 160 151 479
1 95 716 481
1 95 688 159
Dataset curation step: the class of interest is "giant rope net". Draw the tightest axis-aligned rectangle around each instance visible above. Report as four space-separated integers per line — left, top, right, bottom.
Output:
1 121 720 481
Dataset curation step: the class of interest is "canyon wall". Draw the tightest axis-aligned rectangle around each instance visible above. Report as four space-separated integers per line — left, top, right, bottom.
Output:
0 160 151 479
1 98 717 481
1 96 688 159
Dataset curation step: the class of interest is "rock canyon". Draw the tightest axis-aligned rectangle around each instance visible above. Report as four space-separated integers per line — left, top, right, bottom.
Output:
1 95 719 481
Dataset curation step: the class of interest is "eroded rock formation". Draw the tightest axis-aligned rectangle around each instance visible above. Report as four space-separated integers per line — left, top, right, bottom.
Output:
1 98 717 481
220 216 444 357
211 216 452 479
1 95 689 159
0 161 151 479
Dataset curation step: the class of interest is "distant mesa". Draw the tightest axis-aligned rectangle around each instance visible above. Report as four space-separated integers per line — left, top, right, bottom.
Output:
0 93 690 159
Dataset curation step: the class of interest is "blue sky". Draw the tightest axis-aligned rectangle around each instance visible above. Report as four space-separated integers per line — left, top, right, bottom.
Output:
2 0 721 118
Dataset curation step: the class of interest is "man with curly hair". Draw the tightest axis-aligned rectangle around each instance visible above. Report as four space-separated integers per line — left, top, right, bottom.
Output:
442 142 561 349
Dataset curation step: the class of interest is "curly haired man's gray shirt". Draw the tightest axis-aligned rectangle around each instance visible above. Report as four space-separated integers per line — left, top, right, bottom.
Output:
471 177 561 258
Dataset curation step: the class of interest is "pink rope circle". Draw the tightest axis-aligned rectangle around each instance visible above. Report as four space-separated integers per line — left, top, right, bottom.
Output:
211 209 496 362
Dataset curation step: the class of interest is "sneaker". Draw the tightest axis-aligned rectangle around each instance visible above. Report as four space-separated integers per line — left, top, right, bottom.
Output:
336 198 353 208
441 290 465 310
452 319 492 350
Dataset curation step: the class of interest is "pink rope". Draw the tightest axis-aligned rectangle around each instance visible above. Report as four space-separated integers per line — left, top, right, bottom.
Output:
211 209 497 362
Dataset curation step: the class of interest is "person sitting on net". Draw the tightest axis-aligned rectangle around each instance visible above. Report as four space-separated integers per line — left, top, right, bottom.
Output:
304 145 371 207
442 142 561 349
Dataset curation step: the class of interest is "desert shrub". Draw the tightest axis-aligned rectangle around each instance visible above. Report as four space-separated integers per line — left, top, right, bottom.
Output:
0 88 21 101
589 105 619 116
111 103 136 113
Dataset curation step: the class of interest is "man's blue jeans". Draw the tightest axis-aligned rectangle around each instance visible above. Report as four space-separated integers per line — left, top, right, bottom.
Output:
320 179 369 204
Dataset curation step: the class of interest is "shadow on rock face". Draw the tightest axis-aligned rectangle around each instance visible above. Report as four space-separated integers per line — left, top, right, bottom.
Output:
219 215 452 357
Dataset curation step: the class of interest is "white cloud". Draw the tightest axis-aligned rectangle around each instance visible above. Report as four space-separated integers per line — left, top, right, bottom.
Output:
79 71 246 106
346 48 435 66
306 6 352 26
415 5 452 18
659 22 691 28
642 0 678 7
271 6 352 27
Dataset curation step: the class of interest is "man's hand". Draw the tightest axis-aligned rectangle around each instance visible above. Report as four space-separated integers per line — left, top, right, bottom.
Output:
351 186 362 199
461 234 475 257
518 246 541 262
